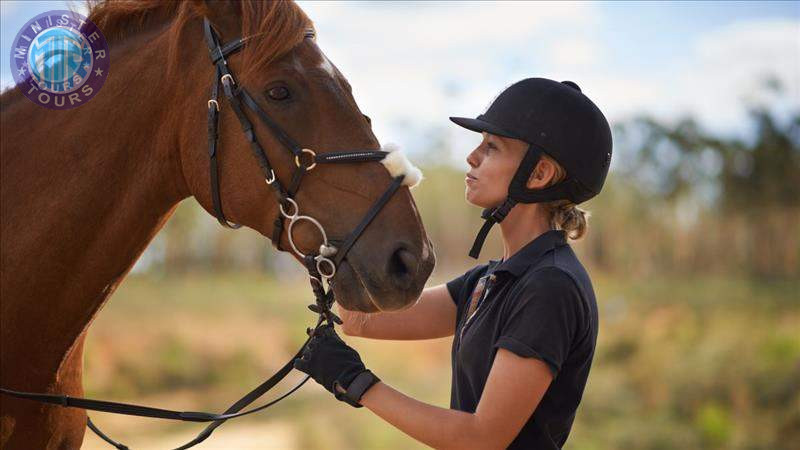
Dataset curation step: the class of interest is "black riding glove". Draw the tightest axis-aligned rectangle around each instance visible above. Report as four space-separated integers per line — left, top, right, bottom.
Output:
293 324 380 408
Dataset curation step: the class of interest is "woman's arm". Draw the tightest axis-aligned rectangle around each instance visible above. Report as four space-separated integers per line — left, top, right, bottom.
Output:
338 284 457 340
357 347 554 449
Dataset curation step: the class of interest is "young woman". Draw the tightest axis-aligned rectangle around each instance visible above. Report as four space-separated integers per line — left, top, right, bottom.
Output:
293 78 612 449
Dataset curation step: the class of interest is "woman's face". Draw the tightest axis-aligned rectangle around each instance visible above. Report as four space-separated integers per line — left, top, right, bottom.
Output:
464 132 530 208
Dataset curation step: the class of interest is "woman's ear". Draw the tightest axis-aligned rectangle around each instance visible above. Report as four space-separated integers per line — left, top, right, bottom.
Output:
526 158 557 190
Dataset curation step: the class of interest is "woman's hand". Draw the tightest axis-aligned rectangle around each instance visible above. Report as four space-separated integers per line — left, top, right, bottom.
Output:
293 324 381 407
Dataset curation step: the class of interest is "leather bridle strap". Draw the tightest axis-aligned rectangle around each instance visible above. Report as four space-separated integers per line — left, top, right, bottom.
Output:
0 323 318 423
0 316 320 450
208 63 241 229
87 417 128 450
333 175 404 267
204 22 391 250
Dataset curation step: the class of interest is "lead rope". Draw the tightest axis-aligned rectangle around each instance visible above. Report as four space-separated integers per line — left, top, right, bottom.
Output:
87 417 128 450
0 260 340 450
86 261 339 450
169 262 339 450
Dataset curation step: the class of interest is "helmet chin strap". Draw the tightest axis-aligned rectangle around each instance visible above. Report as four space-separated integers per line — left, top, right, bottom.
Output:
469 197 518 259
468 144 579 259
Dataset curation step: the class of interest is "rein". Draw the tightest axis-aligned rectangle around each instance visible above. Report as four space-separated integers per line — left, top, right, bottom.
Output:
0 17 407 449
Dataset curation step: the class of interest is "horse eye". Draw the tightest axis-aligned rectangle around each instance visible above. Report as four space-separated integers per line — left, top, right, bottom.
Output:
363 114 372 125
267 86 290 101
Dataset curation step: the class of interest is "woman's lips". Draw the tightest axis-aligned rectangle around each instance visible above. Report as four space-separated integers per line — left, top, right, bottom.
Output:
465 174 477 185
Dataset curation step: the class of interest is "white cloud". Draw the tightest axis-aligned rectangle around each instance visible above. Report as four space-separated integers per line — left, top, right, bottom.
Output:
649 18 800 134
548 38 603 68
302 1 597 51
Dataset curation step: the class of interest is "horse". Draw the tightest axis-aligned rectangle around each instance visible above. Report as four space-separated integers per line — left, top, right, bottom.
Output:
0 1 435 448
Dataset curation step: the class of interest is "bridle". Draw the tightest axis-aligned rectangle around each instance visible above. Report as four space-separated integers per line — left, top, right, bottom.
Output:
204 18 403 280
0 18 407 450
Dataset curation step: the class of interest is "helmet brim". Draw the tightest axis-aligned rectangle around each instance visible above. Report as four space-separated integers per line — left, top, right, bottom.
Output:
449 116 520 141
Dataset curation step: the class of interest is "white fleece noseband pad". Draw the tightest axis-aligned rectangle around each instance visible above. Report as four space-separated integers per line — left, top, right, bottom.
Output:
380 144 423 189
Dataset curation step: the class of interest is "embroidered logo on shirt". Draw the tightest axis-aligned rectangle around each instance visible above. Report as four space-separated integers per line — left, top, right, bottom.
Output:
466 273 496 320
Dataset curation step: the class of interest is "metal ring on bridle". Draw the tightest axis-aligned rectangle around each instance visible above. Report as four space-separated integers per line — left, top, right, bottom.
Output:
207 99 219 111
220 73 234 86
287 214 329 258
264 169 276 185
279 197 298 219
294 148 317 171
315 256 336 279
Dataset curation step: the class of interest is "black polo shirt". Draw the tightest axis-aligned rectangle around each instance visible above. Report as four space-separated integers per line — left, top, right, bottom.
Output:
446 229 598 449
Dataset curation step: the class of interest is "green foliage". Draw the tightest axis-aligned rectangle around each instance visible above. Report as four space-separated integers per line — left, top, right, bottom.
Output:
606 81 799 278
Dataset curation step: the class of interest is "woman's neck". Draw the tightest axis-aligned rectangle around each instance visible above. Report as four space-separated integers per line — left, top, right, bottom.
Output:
498 202 551 261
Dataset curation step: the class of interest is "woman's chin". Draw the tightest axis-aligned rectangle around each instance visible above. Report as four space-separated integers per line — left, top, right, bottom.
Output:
465 188 480 207
465 190 493 209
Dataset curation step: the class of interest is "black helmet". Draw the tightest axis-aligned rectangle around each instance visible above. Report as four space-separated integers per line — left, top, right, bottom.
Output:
450 78 612 258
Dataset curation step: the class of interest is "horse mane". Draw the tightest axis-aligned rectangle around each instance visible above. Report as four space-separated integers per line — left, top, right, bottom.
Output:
86 0 314 79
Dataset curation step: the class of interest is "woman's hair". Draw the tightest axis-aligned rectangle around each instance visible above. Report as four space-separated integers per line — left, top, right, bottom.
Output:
541 154 590 240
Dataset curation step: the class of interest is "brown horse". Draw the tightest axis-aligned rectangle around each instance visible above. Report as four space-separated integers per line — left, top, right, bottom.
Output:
0 1 435 448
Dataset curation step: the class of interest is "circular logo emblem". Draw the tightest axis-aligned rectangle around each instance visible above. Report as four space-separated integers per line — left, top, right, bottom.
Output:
9 10 109 110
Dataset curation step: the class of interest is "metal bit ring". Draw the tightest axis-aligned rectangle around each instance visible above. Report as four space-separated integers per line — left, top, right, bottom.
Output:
315 256 336 279
287 214 330 258
279 198 299 219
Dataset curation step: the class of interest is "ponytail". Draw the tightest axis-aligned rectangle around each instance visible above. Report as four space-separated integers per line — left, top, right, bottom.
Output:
541 154 590 240
546 199 590 240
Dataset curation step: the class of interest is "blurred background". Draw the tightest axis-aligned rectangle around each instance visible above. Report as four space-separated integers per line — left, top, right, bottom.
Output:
2 1 798 448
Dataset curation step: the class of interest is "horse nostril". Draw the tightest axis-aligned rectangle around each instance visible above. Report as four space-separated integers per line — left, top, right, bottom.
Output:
387 246 418 285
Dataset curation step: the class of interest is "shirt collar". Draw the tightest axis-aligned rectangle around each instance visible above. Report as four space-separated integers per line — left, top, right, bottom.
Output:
489 229 568 278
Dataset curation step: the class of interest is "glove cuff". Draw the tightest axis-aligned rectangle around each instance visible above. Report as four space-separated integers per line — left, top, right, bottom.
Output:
334 370 381 408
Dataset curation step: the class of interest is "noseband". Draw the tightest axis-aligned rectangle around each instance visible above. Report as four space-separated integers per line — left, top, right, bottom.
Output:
0 18 408 450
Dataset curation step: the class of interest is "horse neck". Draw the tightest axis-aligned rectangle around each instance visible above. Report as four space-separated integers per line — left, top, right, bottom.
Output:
0 27 196 378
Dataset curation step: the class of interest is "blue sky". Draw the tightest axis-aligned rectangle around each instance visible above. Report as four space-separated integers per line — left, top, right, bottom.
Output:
2 1 798 165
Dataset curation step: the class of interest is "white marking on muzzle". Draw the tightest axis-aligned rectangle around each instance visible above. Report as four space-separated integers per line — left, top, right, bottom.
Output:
380 143 423 189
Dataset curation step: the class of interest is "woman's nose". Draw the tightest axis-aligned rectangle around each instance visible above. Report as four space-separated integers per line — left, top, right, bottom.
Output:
466 147 480 168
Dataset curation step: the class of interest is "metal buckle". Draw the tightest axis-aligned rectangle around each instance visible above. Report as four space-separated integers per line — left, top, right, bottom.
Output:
220 73 234 87
207 99 219 111
294 148 317 171
264 169 276 185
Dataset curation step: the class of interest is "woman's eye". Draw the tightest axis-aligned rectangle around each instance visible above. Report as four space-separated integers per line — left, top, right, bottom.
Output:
267 86 290 101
